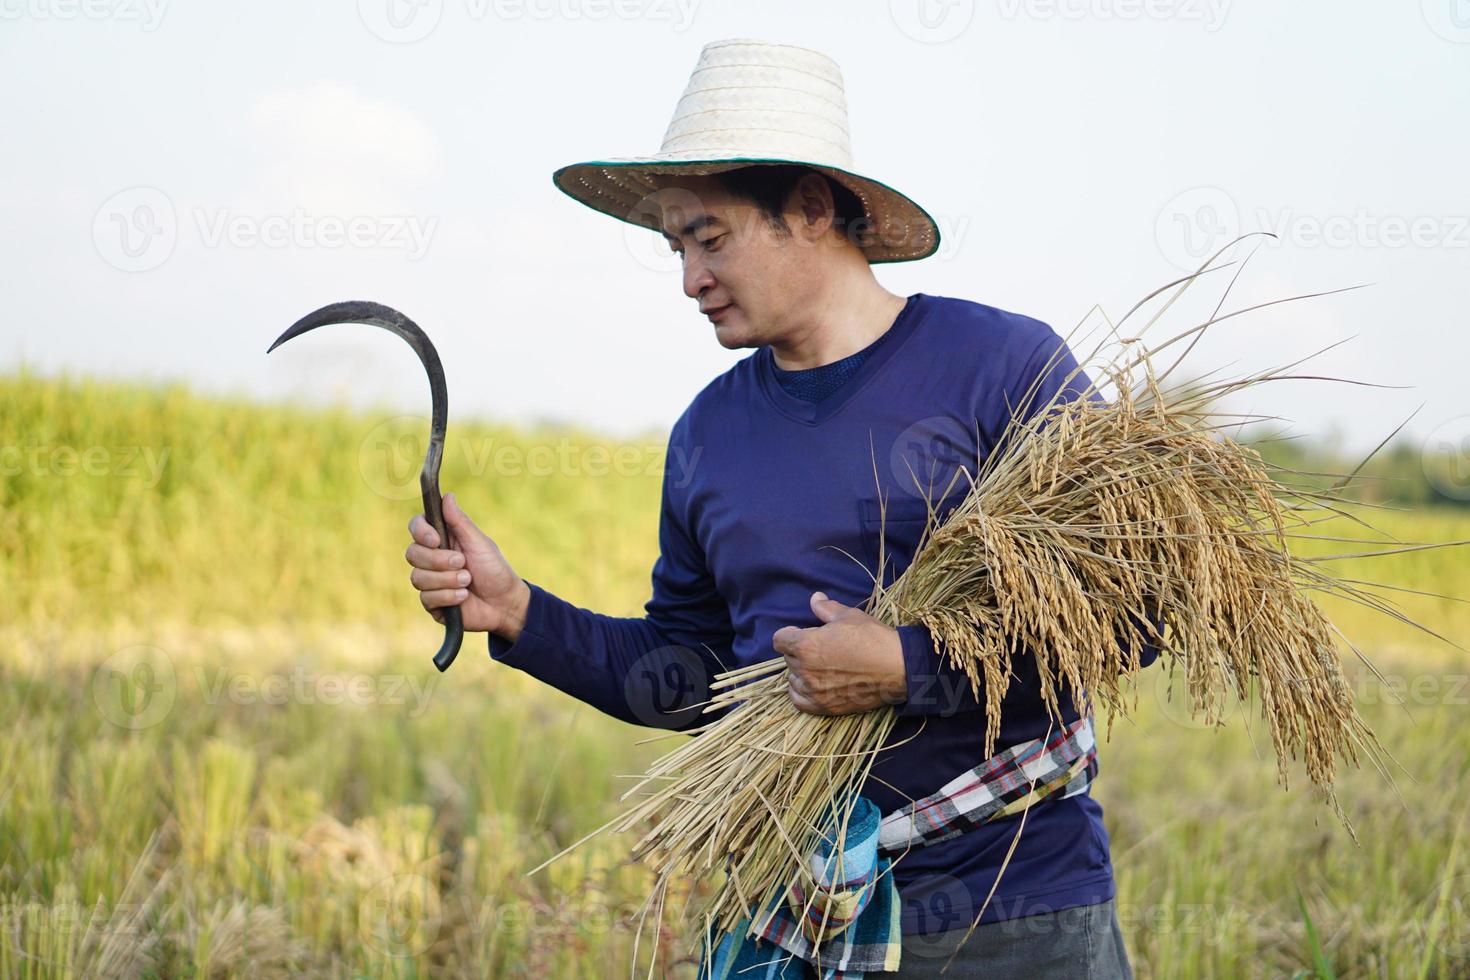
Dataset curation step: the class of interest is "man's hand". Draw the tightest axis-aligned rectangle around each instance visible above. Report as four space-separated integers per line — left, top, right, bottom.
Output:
406 492 530 639
772 591 908 715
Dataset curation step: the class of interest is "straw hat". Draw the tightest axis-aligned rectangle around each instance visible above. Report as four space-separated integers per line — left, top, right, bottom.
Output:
551 38 941 264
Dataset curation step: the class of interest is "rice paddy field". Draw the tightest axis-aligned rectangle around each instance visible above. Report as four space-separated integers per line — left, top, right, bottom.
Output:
2 369 1468 978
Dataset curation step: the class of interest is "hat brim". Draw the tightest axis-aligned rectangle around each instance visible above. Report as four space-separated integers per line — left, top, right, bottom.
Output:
552 157 941 264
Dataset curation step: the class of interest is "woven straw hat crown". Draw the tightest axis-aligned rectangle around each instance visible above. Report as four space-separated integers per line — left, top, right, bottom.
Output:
552 38 940 264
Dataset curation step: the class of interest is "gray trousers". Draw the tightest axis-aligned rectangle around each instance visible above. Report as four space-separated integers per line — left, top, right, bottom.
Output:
888 897 1134 979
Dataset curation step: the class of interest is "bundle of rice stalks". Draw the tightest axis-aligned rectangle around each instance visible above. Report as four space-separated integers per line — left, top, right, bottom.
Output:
537 236 1468 965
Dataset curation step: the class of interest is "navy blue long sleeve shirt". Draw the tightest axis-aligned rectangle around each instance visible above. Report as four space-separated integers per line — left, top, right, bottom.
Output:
488 292 1160 935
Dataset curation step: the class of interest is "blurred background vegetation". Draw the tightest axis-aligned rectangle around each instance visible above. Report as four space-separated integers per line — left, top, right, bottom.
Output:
2 368 1468 978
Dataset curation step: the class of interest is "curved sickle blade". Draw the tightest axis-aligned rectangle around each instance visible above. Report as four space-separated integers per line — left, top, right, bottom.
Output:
268 300 465 672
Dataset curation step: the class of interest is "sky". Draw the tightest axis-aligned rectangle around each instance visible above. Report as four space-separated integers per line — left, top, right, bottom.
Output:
2 0 1467 456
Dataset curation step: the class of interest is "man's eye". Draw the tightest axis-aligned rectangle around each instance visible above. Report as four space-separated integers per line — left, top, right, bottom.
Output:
665 235 721 256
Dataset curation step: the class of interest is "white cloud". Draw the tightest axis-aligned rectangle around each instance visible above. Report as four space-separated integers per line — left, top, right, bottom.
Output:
244 80 443 213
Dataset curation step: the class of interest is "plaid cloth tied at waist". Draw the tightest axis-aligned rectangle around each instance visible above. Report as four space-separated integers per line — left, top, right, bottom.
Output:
699 712 1099 980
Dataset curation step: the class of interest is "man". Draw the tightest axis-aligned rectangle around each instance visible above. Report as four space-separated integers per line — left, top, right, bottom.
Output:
406 39 1150 978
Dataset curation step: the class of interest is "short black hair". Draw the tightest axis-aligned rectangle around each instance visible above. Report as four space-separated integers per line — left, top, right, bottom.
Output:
711 164 874 249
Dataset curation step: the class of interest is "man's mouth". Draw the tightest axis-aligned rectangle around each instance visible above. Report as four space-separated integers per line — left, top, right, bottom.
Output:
705 303 733 323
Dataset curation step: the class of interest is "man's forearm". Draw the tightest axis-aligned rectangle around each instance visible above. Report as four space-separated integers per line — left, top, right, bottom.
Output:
486 579 734 731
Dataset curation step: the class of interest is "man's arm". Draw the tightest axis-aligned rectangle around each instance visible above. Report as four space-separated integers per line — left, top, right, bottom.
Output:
486 420 735 732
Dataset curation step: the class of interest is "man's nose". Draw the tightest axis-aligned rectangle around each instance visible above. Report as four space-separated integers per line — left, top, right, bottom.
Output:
682 252 714 300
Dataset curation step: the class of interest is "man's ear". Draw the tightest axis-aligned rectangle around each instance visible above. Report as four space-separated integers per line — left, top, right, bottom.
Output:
789 173 836 238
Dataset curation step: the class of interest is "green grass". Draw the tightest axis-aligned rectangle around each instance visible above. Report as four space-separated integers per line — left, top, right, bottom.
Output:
2 370 1468 977
0 366 665 631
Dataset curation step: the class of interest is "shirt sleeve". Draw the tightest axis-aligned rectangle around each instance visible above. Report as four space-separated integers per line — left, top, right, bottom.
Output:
487 418 736 731
894 623 983 717
892 323 1160 718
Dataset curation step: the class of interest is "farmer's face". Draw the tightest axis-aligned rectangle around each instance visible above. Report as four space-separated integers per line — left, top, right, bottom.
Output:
655 175 830 351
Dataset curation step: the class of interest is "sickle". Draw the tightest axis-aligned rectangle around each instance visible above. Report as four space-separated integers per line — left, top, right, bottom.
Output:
267 300 464 672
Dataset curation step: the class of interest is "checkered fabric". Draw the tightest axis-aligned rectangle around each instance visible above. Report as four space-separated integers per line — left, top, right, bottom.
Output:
698 713 1098 979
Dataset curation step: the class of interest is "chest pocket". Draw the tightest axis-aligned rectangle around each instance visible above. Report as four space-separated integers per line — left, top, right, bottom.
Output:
858 493 962 584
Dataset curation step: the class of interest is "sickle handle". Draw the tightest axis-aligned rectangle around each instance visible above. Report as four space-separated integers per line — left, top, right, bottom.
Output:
422 439 464 672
